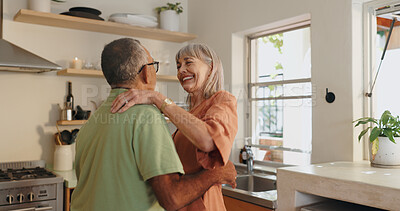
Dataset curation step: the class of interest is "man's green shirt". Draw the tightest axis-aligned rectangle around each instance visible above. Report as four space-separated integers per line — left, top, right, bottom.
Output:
71 89 184 211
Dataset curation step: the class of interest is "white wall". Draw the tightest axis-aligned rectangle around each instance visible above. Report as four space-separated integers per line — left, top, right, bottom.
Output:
188 0 361 163
0 0 367 165
0 0 187 164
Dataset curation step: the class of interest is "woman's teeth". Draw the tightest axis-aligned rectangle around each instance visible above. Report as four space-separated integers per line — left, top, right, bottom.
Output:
182 76 194 81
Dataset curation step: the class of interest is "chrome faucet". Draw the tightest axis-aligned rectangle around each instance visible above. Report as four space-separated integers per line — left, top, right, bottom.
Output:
244 145 254 174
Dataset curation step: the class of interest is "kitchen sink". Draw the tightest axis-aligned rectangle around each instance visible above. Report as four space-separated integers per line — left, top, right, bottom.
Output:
222 163 280 209
225 174 276 192
235 175 276 192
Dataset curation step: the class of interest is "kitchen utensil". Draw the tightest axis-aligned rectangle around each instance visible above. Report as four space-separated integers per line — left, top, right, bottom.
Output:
70 128 79 144
109 13 157 22
60 11 104 21
108 13 158 27
75 105 91 120
69 7 102 16
61 130 72 145
55 123 63 145
54 133 63 145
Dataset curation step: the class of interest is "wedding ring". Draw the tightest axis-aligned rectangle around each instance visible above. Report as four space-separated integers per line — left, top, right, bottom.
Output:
123 96 129 105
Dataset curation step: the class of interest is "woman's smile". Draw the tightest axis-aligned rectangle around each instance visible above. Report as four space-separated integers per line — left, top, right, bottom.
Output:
182 75 194 82
177 57 210 94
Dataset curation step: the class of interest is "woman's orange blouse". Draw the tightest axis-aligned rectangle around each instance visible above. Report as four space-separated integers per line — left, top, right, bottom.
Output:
173 90 238 211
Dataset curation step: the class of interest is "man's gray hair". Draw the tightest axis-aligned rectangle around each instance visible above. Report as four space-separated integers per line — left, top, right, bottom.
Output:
101 38 148 86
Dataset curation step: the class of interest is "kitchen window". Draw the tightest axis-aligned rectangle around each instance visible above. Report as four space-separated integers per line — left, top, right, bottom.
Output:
247 19 312 166
364 1 400 120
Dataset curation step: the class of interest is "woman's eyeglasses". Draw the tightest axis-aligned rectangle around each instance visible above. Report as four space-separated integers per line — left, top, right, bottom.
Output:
138 61 159 74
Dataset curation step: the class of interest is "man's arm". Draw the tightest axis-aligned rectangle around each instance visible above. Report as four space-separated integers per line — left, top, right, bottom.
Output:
148 161 237 211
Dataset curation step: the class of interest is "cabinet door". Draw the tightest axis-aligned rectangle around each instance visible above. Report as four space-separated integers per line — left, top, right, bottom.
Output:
223 196 273 211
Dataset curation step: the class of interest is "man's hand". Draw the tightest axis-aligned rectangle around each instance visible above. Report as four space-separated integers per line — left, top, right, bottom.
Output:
215 161 237 189
149 161 237 210
111 89 156 113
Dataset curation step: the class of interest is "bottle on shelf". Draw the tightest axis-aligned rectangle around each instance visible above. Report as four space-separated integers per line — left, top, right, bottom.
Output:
66 81 74 117
60 102 73 121
240 146 247 164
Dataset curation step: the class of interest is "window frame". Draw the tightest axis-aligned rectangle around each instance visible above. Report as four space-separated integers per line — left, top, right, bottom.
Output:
363 0 400 134
246 18 312 156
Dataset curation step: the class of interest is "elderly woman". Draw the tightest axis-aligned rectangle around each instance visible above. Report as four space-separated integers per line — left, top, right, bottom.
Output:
111 43 238 210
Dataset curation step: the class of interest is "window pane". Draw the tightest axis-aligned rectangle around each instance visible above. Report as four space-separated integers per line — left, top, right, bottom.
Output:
374 15 400 118
249 25 312 165
255 85 283 98
256 100 283 136
282 98 312 153
253 27 311 83
283 82 312 97
252 98 312 166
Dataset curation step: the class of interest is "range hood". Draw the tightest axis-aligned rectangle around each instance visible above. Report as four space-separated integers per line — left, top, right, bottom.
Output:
0 0 61 73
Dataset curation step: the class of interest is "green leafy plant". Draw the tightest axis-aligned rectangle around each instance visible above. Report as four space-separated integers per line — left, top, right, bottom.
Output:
353 110 400 158
155 2 183 14
258 33 284 136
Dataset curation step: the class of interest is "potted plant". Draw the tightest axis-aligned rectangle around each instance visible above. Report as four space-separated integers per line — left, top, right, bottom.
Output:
155 2 183 31
354 110 400 168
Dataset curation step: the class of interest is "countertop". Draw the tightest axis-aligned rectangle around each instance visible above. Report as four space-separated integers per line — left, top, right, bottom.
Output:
46 165 77 189
47 162 279 209
277 161 400 210
47 162 278 190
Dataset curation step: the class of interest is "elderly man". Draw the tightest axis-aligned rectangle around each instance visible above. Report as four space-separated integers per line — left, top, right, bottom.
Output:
70 38 236 211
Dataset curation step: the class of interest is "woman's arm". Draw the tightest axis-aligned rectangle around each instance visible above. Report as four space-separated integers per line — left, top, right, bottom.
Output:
111 89 216 152
153 92 216 152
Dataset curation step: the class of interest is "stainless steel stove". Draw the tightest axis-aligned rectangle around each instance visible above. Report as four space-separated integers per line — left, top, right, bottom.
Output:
0 160 63 211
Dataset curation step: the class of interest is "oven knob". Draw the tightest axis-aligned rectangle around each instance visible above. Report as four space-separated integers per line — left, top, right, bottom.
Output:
17 194 24 203
6 195 14 204
27 193 34 201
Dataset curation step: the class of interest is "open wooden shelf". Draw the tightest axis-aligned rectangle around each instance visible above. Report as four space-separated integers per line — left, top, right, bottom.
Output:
57 118 170 125
156 75 179 82
57 68 179 82
55 68 180 81
57 120 87 126
13 9 197 43
57 68 103 77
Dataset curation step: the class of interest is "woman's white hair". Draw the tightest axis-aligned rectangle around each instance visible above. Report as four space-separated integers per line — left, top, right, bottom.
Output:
176 43 224 107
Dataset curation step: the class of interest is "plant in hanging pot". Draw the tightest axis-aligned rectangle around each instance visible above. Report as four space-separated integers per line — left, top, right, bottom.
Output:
155 2 183 31
354 110 400 168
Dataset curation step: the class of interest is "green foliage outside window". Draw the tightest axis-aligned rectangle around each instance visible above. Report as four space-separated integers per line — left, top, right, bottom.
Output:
258 33 284 137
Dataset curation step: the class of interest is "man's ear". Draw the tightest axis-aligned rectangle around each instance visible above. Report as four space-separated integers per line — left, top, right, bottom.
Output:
141 66 150 84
